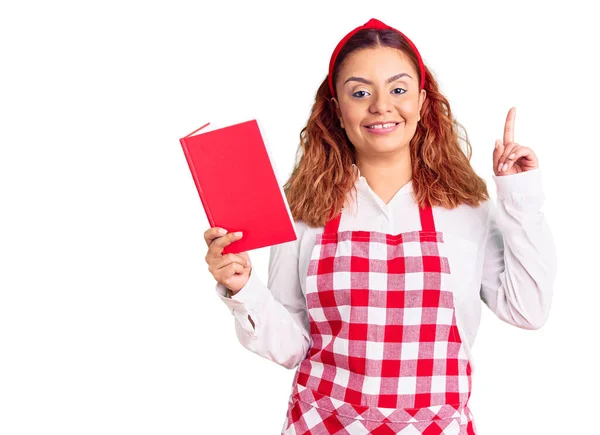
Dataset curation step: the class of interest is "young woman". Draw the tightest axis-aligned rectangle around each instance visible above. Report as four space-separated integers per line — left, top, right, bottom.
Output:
204 18 556 435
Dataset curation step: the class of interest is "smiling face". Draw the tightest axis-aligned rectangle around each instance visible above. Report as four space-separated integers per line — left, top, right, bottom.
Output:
332 46 426 159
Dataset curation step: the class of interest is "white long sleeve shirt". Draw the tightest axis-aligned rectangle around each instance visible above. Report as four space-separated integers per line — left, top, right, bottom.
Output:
214 166 557 372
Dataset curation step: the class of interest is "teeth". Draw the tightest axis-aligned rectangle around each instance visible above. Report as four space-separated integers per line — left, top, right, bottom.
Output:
367 122 397 129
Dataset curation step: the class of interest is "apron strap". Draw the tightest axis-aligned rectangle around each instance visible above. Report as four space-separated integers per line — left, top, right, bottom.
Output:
419 199 436 232
323 205 342 235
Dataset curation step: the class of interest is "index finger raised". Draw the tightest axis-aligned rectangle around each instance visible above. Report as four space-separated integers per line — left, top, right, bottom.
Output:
503 106 516 145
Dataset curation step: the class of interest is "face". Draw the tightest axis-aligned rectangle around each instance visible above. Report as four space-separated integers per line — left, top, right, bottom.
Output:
332 46 426 158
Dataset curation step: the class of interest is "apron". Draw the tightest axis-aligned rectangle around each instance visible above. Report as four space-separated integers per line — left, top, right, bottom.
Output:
281 200 477 435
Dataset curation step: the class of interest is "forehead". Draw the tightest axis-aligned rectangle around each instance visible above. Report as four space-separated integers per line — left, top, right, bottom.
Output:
339 46 416 78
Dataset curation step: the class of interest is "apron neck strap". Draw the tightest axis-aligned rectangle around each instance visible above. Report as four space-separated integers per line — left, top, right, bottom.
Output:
419 199 436 232
324 206 342 235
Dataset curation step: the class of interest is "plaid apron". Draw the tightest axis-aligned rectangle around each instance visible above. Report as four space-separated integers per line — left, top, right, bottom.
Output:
281 201 477 434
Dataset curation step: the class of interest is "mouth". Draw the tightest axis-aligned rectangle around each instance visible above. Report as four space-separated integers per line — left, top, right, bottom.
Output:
363 121 402 134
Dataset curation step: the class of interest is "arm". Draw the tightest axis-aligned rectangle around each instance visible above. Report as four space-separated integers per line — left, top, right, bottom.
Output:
226 285 255 328
480 168 557 329
215 234 312 369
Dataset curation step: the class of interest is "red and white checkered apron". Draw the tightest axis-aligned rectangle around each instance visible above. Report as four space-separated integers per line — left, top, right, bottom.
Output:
281 201 477 434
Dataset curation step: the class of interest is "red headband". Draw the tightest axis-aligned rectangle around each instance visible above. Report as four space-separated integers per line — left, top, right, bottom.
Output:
328 18 426 97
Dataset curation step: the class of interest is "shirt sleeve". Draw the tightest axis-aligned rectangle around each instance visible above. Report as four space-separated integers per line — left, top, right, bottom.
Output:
480 168 557 329
214 231 312 369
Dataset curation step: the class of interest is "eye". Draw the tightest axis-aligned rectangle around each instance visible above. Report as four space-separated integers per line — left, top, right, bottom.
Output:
352 90 370 98
351 88 406 99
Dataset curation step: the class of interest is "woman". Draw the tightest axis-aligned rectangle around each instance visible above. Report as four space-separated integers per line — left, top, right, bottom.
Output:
204 18 556 435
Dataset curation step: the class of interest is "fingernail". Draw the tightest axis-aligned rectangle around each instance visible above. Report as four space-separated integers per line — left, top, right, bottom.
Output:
234 231 243 237
218 228 227 235
495 140 500 149
509 153 515 159
497 163 503 172
502 163 508 171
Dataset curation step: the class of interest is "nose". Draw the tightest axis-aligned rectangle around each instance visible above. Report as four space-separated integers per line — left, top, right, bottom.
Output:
369 91 393 114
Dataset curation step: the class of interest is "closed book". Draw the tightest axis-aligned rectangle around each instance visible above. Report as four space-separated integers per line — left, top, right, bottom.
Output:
180 119 297 255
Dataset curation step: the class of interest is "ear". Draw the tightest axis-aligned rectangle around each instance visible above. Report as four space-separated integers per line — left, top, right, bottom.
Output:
418 89 426 121
331 98 344 128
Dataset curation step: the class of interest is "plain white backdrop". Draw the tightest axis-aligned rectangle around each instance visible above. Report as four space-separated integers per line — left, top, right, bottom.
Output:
1 1 598 434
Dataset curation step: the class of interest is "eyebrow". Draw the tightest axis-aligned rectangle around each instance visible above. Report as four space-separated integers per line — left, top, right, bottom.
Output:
344 72 413 86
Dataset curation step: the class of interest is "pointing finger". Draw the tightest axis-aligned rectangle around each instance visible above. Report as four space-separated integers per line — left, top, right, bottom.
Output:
503 107 516 146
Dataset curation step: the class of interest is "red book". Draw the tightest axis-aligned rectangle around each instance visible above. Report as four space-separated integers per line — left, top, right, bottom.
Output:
180 119 297 255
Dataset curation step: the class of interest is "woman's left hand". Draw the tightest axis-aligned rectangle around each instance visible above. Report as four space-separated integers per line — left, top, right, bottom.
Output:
493 107 539 176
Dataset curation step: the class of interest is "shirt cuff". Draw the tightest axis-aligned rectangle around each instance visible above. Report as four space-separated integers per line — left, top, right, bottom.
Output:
492 168 544 211
215 271 272 335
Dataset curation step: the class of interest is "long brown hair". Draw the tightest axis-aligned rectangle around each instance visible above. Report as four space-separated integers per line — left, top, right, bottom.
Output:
282 28 489 228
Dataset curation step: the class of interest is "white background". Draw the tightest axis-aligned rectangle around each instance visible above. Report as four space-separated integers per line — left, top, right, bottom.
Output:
1 1 598 434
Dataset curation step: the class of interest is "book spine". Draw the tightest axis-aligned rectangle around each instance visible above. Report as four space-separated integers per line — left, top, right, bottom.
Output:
180 138 215 228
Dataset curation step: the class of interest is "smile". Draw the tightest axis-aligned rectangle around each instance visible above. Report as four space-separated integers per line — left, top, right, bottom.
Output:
363 122 402 134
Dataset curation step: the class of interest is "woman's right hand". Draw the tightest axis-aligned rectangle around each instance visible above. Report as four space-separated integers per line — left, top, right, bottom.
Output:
204 227 252 295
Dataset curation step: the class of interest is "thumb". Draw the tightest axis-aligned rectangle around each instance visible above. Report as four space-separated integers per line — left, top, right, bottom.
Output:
493 139 503 157
493 140 503 173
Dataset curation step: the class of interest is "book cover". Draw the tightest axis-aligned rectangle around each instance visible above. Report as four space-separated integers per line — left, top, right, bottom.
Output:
180 119 297 255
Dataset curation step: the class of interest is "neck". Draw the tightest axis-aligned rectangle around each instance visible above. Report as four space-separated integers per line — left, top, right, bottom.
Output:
355 154 412 205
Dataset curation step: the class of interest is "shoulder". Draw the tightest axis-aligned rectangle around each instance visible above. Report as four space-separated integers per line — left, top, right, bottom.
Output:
272 219 318 257
294 219 322 244
435 199 492 226
434 199 493 245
